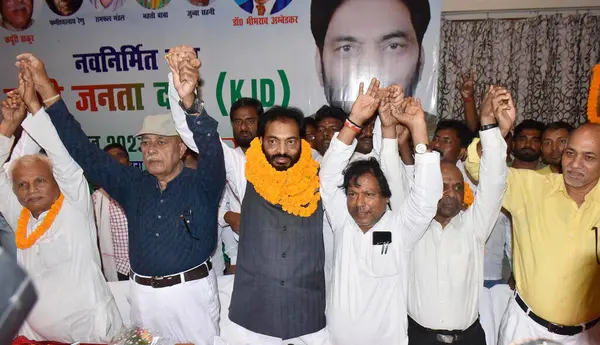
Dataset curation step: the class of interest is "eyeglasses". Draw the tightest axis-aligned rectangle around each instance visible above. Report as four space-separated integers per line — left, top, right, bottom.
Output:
593 227 599 264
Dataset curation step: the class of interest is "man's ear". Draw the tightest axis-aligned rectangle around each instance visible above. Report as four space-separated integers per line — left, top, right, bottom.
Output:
179 142 188 159
315 47 324 87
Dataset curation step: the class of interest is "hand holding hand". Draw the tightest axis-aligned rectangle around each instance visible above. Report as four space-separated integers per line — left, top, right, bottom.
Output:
166 45 201 106
491 88 516 137
1 91 26 132
18 66 41 114
15 53 55 100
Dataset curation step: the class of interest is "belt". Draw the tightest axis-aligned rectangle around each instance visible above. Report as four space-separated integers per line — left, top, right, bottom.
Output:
515 292 600 336
130 260 212 289
408 316 481 344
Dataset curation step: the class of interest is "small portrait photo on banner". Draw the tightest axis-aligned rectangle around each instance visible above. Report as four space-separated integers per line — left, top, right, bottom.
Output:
0 0 34 31
136 0 171 10
45 0 84 16
189 0 215 6
236 0 292 16
89 0 125 12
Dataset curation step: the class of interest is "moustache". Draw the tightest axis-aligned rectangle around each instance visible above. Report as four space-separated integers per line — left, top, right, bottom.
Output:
271 154 292 161
439 196 461 208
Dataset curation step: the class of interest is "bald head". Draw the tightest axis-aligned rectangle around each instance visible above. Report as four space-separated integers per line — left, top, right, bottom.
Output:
11 154 61 218
562 123 600 190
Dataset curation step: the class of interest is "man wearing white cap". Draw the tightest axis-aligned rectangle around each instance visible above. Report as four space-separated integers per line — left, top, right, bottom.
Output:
16 52 226 345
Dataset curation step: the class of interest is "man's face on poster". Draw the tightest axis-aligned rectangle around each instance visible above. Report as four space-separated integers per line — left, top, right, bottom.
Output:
2 0 33 30
317 0 421 113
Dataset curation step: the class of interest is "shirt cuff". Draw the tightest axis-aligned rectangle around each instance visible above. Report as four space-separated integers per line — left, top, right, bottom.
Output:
329 132 357 152
479 127 505 150
185 108 219 135
414 151 440 164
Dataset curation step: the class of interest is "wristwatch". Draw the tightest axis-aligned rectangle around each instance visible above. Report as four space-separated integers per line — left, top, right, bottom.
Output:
414 143 428 154
179 94 204 114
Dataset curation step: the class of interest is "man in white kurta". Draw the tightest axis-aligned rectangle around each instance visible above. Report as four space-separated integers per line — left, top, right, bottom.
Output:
407 126 508 345
320 128 442 344
0 106 123 343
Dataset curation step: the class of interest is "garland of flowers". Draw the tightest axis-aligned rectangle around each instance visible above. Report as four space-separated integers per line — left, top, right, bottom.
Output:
588 64 600 124
16 194 65 250
245 138 320 217
463 182 474 208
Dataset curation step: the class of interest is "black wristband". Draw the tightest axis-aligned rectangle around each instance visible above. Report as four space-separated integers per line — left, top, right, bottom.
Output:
480 123 499 132
179 94 200 114
346 117 363 129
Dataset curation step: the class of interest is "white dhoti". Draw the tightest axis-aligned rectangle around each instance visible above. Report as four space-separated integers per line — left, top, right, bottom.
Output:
130 265 220 345
218 321 330 345
499 295 600 345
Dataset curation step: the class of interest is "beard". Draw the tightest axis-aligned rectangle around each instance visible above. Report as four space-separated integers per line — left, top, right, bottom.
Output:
513 148 541 162
234 131 254 149
320 62 419 113
437 196 461 218
262 146 301 171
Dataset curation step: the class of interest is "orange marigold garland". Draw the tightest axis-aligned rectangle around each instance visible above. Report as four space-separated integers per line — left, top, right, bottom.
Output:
16 193 65 249
245 138 320 217
463 182 474 208
588 64 600 124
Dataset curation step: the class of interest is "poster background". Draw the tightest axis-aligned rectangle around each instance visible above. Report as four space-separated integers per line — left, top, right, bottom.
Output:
0 0 440 162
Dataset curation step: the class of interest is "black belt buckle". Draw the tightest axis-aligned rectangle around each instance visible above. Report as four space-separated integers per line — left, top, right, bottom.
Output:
437 334 458 343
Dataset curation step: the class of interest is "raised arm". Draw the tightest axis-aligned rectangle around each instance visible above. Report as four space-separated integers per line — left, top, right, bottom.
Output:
0 93 29 228
17 66 91 210
321 78 383 229
389 97 442 248
16 53 140 207
460 71 479 132
3 126 40 174
166 46 247 200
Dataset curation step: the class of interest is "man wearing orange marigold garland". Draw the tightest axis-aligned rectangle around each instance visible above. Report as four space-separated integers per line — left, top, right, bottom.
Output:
0 69 122 343
167 45 328 344
405 88 511 345
17 51 225 345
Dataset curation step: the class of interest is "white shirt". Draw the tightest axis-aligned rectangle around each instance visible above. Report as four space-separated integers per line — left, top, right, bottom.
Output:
0 110 123 343
321 134 442 345
407 128 507 331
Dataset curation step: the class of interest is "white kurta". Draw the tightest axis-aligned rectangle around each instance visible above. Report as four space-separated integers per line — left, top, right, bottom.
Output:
0 110 123 343
407 127 507 331
320 134 442 345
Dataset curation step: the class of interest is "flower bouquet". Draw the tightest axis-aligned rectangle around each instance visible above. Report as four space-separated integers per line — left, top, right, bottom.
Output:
109 327 171 345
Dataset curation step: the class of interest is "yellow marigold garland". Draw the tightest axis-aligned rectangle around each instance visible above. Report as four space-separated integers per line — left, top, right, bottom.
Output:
588 64 600 124
16 193 65 250
245 138 320 217
463 182 474 208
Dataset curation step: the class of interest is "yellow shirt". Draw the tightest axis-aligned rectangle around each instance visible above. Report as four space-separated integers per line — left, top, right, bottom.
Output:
537 164 554 175
467 138 600 326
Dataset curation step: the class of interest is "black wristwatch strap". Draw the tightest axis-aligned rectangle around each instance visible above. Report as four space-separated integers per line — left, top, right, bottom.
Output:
480 123 499 131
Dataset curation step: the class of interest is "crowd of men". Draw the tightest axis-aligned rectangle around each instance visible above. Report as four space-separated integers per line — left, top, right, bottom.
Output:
0 45 598 345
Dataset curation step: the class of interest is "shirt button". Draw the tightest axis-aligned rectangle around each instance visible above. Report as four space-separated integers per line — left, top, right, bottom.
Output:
158 215 162 219
160 199 164 203
207 133 211 137
155 233 159 237
282 226 287 231
280 281 285 286
196 121 201 125
282 253 287 258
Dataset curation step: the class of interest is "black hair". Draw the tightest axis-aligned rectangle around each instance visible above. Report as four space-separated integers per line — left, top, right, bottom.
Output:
310 0 431 55
257 106 305 138
45 0 83 16
230 97 264 122
301 116 317 139
314 105 347 127
103 143 129 158
514 119 545 138
342 158 392 199
435 120 475 149
544 121 574 134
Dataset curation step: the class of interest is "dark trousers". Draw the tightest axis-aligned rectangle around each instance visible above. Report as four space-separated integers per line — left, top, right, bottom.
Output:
117 272 129 281
408 316 486 345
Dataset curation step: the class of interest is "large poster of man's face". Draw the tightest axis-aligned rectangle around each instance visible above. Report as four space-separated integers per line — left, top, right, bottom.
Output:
311 0 439 115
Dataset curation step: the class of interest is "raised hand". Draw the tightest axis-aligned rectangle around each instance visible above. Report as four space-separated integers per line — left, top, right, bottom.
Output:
166 45 201 106
479 85 497 125
379 85 404 129
459 71 475 100
491 88 516 137
1 91 26 128
349 78 382 126
15 53 52 91
397 124 411 146
18 66 41 114
392 97 425 130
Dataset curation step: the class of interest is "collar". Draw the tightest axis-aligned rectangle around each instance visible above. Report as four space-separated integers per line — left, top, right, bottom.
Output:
551 175 600 203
